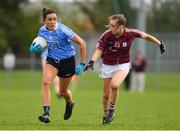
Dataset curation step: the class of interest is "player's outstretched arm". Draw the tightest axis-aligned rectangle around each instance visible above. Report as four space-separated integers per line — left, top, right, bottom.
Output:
71 35 87 76
141 32 166 54
84 49 102 72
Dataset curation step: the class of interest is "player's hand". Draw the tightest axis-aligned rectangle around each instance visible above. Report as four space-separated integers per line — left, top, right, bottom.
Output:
29 43 42 54
83 60 94 72
75 62 85 76
159 41 166 54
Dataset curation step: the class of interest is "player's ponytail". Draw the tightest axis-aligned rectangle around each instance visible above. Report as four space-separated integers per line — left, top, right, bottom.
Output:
42 8 47 13
42 8 56 21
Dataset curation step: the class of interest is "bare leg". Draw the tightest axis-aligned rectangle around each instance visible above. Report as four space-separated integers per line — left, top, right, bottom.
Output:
39 57 58 123
103 78 111 113
41 64 58 106
59 76 73 103
105 70 127 123
42 58 60 97
59 76 75 120
102 78 111 124
70 75 79 92
110 70 127 104
53 76 60 96
38 64 58 123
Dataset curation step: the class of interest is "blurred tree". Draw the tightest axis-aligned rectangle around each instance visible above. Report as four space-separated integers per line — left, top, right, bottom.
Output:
147 0 180 32
77 0 180 32
76 0 136 32
0 0 62 55
0 0 31 55
1 0 180 55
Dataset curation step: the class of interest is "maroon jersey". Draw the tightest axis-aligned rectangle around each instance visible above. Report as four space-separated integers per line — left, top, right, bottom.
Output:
97 28 142 65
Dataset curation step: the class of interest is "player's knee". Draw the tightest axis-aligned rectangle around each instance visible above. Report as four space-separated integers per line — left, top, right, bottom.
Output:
43 79 51 88
59 89 67 96
111 83 119 90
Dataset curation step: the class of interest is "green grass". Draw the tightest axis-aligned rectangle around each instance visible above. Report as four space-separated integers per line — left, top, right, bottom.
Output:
0 70 180 130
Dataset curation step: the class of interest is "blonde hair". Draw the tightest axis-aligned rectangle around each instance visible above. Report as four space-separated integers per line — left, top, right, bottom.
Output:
108 14 126 26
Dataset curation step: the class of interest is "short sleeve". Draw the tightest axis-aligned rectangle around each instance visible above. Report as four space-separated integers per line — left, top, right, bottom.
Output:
61 24 77 40
97 31 109 51
130 29 142 38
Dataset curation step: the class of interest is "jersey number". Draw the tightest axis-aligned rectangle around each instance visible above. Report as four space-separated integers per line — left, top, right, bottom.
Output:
114 41 128 48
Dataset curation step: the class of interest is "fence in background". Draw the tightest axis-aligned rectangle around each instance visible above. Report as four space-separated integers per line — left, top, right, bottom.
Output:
0 32 179 72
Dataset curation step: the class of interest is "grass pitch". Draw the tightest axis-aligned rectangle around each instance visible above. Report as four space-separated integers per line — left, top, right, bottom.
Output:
0 71 180 130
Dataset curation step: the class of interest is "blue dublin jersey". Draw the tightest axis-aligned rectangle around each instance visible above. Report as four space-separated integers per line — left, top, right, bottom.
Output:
38 22 76 60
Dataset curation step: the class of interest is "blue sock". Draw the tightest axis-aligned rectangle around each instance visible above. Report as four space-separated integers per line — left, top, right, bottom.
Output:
43 106 50 116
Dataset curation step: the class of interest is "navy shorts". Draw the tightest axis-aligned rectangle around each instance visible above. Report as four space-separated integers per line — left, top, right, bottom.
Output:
46 56 75 78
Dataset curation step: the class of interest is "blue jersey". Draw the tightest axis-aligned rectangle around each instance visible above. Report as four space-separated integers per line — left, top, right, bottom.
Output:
38 22 76 60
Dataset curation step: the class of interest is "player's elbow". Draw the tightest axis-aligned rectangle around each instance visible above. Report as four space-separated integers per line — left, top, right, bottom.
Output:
80 39 86 48
78 40 86 52
141 32 151 39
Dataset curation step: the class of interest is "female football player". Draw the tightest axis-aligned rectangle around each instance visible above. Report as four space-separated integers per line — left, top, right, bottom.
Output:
30 8 86 123
84 14 166 124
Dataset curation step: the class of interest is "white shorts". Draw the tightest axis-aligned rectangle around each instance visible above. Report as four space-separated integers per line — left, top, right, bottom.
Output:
99 63 130 78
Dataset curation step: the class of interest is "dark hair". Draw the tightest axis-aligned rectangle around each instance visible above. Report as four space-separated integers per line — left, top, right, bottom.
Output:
108 14 126 26
42 8 56 20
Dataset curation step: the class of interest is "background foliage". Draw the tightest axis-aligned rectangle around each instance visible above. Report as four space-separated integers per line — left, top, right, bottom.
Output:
0 0 180 55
